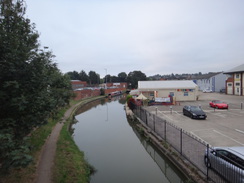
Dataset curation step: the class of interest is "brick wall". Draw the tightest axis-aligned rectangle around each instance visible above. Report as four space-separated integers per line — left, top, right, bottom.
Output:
73 87 127 100
73 90 101 100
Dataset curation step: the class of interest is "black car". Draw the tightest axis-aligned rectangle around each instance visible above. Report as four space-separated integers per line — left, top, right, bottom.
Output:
183 105 207 119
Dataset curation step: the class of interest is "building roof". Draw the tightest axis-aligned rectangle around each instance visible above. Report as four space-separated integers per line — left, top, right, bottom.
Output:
193 72 222 80
224 64 244 74
138 80 197 90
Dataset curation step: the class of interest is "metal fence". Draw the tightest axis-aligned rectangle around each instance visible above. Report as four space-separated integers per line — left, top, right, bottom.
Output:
133 105 243 183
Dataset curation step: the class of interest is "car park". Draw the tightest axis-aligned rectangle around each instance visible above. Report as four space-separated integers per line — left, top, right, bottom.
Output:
204 146 244 183
209 100 228 109
183 105 207 119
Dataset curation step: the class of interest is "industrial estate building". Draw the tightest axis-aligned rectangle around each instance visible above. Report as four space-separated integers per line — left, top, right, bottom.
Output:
193 72 227 92
137 80 198 102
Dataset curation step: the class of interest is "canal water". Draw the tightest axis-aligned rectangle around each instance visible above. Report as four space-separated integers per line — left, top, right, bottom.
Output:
73 97 188 183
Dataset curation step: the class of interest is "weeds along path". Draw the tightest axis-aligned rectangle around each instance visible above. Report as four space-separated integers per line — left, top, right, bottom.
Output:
35 96 104 183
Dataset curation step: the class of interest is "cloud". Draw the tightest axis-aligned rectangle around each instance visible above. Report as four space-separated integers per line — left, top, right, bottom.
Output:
25 0 244 76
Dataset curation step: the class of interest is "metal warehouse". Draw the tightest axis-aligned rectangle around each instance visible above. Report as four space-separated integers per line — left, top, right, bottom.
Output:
138 80 198 102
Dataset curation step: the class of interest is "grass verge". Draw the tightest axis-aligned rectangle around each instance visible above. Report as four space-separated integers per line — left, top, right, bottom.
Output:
0 107 68 183
0 96 104 183
53 96 104 183
53 119 91 183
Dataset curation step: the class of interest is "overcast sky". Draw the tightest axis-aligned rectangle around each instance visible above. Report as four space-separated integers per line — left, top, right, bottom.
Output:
25 0 244 77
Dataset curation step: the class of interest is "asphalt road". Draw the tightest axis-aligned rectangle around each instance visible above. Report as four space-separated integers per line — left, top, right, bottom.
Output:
145 92 244 147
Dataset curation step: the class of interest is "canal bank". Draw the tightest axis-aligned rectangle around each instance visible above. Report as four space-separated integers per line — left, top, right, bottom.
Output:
73 96 189 183
125 104 207 183
54 96 106 183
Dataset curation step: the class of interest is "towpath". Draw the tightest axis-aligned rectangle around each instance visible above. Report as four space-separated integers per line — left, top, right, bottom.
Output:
35 97 103 183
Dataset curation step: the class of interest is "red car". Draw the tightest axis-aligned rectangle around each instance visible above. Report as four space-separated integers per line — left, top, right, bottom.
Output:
209 100 228 109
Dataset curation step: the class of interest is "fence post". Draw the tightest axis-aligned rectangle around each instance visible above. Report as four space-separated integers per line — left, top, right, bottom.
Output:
206 144 209 180
154 107 157 132
164 120 167 141
145 110 148 125
153 114 156 132
180 129 183 155
139 106 142 119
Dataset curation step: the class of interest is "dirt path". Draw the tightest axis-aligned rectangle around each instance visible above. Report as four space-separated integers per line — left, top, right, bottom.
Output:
34 101 88 183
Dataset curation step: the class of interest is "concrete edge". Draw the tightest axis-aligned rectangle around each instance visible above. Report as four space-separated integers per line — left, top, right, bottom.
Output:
125 104 209 183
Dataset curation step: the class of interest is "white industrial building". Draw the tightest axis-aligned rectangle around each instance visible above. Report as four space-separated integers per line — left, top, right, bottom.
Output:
193 72 227 92
137 80 198 102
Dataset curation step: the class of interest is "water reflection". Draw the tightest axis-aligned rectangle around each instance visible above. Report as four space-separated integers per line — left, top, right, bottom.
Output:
133 128 187 183
73 97 188 183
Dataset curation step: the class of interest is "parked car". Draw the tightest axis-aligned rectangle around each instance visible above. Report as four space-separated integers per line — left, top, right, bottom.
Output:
204 146 244 183
183 105 207 119
209 100 228 109
203 89 213 93
220 88 226 93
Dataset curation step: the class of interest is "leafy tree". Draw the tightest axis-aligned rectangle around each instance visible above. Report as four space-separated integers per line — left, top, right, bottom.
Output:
0 0 72 172
110 75 119 82
127 71 147 89
66 71 79 80
104 74 111 83
79 70 89 82
118 72 127 82
88 70 100 85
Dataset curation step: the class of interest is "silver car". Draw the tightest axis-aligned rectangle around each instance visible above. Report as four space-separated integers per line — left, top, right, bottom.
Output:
204 146 244 183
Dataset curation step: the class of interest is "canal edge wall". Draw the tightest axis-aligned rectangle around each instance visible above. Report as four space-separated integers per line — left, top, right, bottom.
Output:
125 104 208 183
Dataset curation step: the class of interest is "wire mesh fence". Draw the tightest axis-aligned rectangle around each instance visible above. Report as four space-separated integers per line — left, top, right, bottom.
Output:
132 105 243 183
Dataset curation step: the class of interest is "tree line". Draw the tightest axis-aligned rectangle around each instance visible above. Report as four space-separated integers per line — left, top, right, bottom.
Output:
66 70 207 89
66 70 147 89
0 0 72 173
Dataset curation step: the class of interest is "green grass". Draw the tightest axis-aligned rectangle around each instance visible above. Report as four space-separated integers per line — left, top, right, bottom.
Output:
0 107 68 183
53 96 104 183
0 97 104 183
53 119 91 183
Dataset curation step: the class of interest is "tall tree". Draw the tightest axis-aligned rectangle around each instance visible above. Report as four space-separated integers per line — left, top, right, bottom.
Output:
79 70 89 82
118 72 127 82
88 70 99 85
0 0 72 171
110 75 119 82
66 71 79 80
127 71 147 89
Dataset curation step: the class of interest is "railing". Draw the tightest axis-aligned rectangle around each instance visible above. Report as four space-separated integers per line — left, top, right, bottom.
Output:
132 105 243 183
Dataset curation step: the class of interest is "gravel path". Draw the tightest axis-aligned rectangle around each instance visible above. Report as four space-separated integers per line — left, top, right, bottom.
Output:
34 100 90 183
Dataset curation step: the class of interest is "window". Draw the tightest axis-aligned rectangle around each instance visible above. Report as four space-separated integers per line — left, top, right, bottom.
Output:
236 82 240 86
236 74 240 79
169 92 174 96
184 92 188 96
228 83 232 87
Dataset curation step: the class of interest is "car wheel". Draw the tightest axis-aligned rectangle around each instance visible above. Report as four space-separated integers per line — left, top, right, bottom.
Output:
204 157 211 168
191 114 194 119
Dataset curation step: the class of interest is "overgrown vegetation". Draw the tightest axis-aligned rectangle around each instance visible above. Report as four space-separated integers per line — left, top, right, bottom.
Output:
0 107 68 182
0 0 72 173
